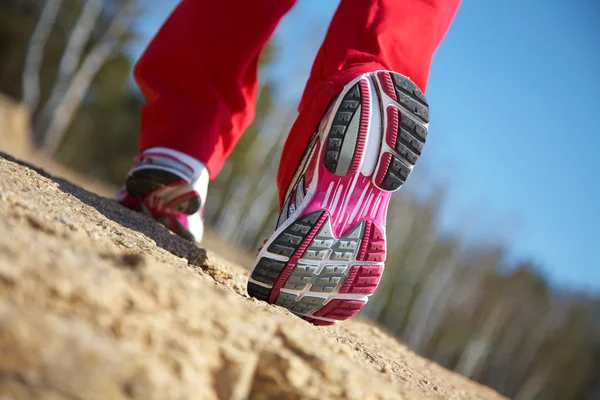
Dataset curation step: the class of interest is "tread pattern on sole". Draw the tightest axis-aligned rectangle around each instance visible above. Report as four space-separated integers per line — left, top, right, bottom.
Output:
324 83 362 174
267 211 328 303
347 80 370 174
313 299 366 321
283 264 320 290
283 263 349 292
374 72 429 193
247 282 270 302
276 294 325 315
249 213 385 323
339 265 384 295
126 169 200 215
127 169 181 199
376 153 411 192
267 211 322 257
303 219 364 262
386 107 420 166
357 221 386 262
391 73 430 123
250 258 286 286
377 71 397 101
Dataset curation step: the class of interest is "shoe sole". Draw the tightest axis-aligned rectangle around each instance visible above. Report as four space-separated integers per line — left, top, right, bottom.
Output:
247 72 429 325
126 168 201 215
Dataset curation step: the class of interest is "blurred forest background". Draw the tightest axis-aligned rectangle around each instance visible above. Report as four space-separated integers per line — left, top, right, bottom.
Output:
0 1 599 399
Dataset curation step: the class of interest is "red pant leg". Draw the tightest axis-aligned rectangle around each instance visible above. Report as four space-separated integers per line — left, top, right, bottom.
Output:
135 0 296 179
276 0 461 206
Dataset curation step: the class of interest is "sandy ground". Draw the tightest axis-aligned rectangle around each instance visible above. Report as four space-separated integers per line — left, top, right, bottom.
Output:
0 152 506 400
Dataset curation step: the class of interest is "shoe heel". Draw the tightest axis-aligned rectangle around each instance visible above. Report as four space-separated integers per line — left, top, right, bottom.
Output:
373 72 429 192
126 168 201 215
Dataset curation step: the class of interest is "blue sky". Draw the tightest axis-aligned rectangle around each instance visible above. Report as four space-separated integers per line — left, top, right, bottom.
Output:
136 0 599 293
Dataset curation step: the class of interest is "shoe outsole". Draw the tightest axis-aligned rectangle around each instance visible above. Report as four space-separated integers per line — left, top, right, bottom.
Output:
248 71 429 325
324 83 364 176
126 168 201 215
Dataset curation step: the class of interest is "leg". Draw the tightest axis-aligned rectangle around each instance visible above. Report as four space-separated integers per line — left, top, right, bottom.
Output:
250 0 461 324
135 0 297 179
276 0 461 203
118 0 296 243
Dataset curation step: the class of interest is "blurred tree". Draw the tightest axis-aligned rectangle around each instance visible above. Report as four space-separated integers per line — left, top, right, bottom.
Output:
56 54 140 185
362 191 599 399
21 0 63 112
0 0 142 184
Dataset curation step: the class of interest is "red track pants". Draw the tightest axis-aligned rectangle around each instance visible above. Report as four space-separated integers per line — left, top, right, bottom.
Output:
134 0 461 206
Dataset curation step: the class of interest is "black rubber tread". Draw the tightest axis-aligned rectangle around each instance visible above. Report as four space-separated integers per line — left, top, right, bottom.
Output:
400 112 428 141
397 124 425 155
391 73 429 106
250 258 287 285
247 282 270 301
391 72 430 123
126 168 200 215
393 112 428 168
380 154 411 192
267 211 324 257
324 83 362 174
127 168 181 198
394 138 420 166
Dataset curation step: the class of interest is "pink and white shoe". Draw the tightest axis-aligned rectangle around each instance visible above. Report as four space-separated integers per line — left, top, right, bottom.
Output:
115 147 209 243
247 71 429 325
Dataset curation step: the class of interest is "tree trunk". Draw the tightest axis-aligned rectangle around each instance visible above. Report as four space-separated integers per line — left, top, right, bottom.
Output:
35 0 104 143
39 2 136 154
22 0 64 113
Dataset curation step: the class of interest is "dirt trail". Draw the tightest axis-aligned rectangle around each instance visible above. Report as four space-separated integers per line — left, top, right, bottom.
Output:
0 152 505 400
